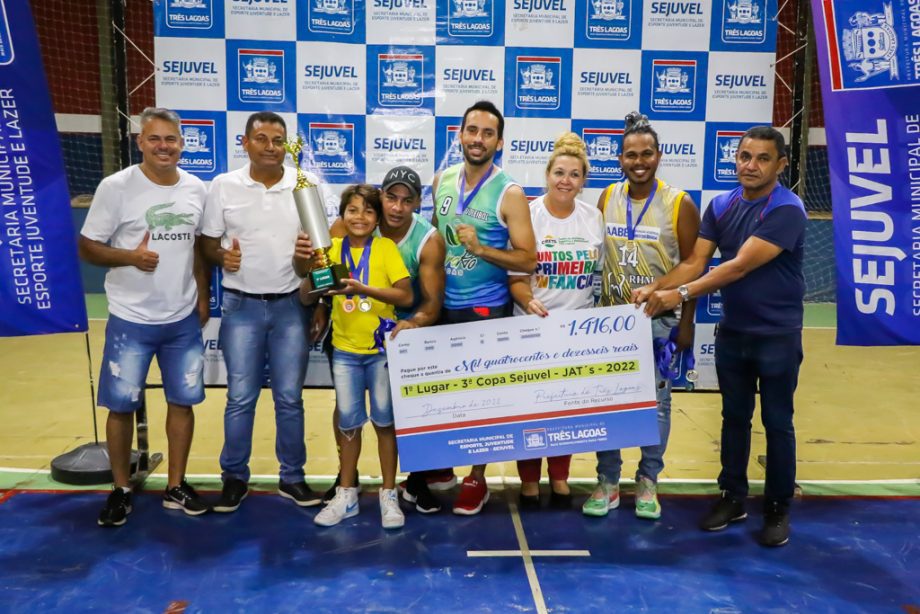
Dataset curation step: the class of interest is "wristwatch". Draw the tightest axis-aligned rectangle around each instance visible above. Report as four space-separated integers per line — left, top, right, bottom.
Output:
677 285 691 303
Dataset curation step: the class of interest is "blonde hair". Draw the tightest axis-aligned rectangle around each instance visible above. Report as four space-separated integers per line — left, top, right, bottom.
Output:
545 132 590 177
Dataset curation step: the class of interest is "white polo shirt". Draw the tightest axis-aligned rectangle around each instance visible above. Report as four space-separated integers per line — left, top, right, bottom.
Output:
201 164 304 295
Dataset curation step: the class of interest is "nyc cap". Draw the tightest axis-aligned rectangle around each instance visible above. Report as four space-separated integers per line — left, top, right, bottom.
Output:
381 166 421 199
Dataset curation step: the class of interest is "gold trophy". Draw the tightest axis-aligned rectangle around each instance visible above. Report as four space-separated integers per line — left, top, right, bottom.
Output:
285 136 347 296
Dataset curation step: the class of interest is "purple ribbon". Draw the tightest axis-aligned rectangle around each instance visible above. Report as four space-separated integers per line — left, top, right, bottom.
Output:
371 317 396 354
653 326 695 381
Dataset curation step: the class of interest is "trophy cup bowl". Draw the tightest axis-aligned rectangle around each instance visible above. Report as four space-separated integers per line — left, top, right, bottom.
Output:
286 137 348 296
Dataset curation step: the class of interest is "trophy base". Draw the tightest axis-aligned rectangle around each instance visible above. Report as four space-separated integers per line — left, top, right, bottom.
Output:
306 263 349 297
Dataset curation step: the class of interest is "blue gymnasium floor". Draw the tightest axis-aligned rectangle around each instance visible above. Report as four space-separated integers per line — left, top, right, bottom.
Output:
0 489 917 613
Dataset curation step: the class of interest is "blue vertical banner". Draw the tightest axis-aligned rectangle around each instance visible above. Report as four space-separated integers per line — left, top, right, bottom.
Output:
811 0 920 345
0 0 87 336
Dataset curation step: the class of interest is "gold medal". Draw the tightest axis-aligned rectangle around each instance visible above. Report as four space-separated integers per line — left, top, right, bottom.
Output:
358 298 372 312
342 298 356 313
625 240 637 252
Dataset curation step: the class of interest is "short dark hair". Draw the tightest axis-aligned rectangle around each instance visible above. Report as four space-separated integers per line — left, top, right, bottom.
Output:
740 125 787 159
622 111 659 150
244 111 286 138
460 100 504 140
339 184 382 220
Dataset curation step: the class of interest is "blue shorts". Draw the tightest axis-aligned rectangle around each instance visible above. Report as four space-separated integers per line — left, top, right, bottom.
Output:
332 349 392 431
97 312 205 413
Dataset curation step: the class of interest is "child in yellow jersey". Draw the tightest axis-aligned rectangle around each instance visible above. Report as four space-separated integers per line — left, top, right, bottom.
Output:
305 184 413 529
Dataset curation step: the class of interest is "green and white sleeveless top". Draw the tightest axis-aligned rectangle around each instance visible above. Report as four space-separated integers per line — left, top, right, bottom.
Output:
600 178 685 306
375 212 436 319
435 163 517 309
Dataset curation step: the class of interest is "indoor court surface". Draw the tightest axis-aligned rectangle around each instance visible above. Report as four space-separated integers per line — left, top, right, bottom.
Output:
1 302 918 612
0 490 917 612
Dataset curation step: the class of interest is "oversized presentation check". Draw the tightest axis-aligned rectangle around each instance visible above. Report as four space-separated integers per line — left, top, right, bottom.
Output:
386 306 660 472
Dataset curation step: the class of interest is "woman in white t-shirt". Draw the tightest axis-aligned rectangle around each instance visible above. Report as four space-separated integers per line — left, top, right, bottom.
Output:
510 132 605 509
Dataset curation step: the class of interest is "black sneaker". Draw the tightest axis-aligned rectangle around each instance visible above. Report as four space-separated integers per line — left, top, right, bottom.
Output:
399 474 441 514
163 480 210 516
699 491 747 531
98 488 132 527
279 480 323 507
213 478 248 513
759 502 791 547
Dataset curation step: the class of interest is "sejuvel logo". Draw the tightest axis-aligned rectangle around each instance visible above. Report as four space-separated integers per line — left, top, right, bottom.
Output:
238 50 285 103
587 0 631 41
179 120 216 174
0 0 13 65
523 428 547 450
166 0 213 29
651 60 696 113
379 54 424 107
842 5 898 84
714 130 743 183
721 0 765 44
583 128 624 182
309 0 355 34
449 0 493 37
823 1 920 91
444 125 464 167
516 56 561 110
309 123 354 175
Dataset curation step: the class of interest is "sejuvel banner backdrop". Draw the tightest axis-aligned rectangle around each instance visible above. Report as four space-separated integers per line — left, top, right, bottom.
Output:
811 0 920 346
152 0 780 382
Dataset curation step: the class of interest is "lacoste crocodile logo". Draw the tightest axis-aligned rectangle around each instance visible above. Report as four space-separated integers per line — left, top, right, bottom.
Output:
145 203 195 231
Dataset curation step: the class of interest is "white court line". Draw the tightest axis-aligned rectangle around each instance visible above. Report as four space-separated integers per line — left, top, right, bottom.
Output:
467 550 591 558
508 500 548 614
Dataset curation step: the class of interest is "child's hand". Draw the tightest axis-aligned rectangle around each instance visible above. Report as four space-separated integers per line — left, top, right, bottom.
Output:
327 277 366 296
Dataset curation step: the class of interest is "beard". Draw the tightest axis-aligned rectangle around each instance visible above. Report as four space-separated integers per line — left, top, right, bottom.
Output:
462 145 494 167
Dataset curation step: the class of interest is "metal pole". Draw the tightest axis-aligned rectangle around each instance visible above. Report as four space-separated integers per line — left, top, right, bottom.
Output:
83 333 99 445
110 0 131 169
787 0 810 196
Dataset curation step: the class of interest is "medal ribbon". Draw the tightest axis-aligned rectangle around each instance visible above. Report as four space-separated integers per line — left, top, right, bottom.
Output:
371 317 397 354
341 236 373 301
457 166 493 216
625 179 659 241
653 325 695 382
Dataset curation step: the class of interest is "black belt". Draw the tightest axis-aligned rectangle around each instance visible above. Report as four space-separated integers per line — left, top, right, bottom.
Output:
223 287 297 301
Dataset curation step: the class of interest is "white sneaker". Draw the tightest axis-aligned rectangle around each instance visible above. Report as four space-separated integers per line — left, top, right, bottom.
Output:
314 486 359 527
379 488 405 529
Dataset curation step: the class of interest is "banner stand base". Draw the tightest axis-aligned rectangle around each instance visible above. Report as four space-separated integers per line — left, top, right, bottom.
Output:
50 443 157 486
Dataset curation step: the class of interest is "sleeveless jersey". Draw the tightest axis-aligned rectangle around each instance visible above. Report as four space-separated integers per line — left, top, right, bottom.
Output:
600 178 686 306
435 163 517 309
375 212 437 319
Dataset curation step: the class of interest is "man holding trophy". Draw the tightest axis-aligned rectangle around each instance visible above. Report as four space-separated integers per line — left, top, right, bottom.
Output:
200 112 323 513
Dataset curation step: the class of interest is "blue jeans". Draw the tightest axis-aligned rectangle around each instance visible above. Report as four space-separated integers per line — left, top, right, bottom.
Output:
715 328 802 511
218 291 310 483
98 312 204 412
595 317 676 484
332 349 393 430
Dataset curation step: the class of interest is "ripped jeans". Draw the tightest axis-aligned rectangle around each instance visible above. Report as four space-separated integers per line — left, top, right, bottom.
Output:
97 311 205 412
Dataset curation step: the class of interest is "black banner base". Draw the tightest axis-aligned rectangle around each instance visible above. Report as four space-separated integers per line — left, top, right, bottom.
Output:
50 442 140 486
